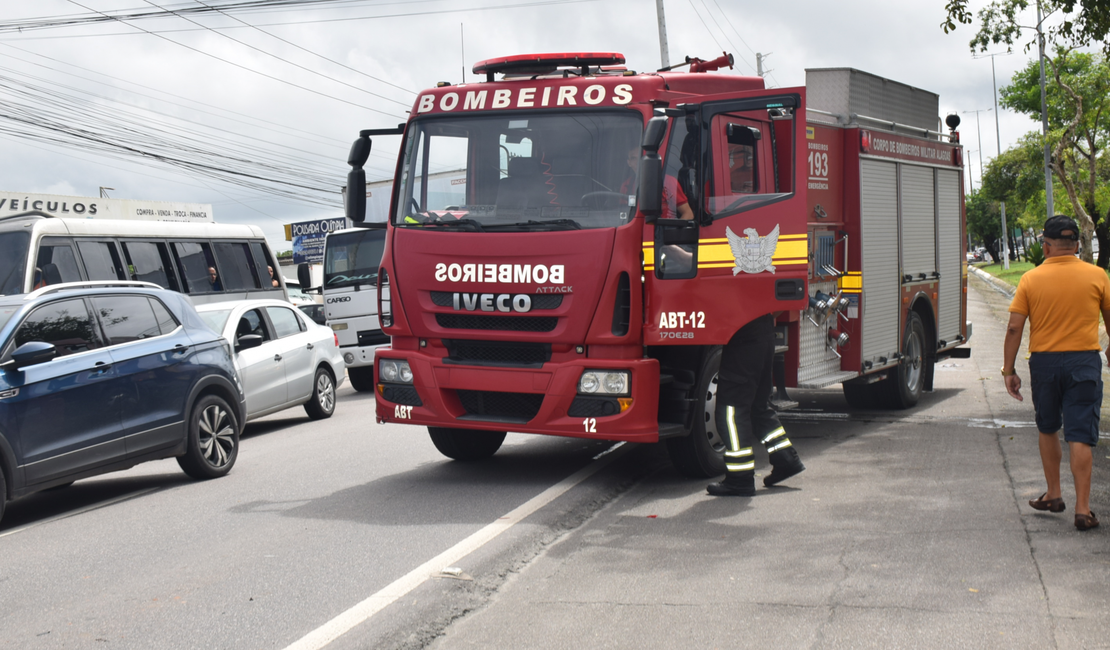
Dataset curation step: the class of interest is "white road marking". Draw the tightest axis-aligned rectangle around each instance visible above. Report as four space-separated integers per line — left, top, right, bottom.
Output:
282 442 632 650
0 487 160 539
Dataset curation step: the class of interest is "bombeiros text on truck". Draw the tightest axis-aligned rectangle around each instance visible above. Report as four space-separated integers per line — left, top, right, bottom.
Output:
348 51 971 475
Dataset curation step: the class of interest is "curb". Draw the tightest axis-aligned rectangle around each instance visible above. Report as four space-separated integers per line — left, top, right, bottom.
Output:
968 265 1016 298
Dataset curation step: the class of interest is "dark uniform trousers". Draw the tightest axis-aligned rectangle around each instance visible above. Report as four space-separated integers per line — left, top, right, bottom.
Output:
715 314 795 478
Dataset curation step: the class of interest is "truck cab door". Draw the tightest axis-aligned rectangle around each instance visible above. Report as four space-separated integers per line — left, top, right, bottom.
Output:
645 92 809 345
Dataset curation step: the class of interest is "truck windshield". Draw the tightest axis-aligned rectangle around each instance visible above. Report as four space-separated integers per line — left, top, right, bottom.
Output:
324 229 386 289
395 111 643 231
0 231 30 296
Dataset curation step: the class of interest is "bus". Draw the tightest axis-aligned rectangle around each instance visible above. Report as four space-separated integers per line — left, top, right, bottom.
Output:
0 210 287 304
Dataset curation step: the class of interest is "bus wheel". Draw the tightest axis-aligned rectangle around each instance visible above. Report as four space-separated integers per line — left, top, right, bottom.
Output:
348 366 375 392
884 312 926 409
666 347 727 478
428 427 506 461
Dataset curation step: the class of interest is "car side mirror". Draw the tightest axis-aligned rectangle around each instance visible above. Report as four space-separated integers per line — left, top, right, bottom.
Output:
4 341 57 370
236 334 263 351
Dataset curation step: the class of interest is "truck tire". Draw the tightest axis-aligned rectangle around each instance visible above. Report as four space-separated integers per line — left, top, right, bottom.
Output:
666 347 727 478
428 427 506 461
348 366 375 392
883 312 926 409
842 380 882 409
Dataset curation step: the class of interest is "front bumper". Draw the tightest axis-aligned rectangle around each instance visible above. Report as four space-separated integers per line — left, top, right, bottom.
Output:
373 348 662 443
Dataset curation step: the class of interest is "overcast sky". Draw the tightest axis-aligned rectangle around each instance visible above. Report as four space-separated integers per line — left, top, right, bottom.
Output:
0 0 1067 254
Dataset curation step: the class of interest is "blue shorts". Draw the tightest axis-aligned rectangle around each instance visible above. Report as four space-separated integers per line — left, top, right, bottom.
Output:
1028 351 1103 445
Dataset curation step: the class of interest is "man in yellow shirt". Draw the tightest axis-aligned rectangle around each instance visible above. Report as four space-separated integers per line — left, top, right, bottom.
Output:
1004 215 1110 531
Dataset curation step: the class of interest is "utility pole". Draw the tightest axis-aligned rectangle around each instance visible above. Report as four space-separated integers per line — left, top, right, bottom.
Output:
655 0 670 70
1036 0 1054 218
988 52 1010 269
967 151 977 194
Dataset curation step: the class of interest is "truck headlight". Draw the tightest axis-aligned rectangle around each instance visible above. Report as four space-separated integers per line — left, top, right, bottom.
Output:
379 359 412 384
577 370 630 396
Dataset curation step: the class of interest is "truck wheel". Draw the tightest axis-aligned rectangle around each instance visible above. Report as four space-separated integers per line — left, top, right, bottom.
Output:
304 367 336 420
666 347 727 478
348 366 375 392
884 312 926 409
0 462 6 525
842 381 882 409
428 427 506 461
177 394 240 480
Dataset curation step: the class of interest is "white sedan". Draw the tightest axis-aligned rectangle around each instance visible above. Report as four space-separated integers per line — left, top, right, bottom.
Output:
196 300 345 422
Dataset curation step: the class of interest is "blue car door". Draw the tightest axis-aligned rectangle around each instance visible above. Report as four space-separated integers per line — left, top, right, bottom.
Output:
0 298 124 486
91 295 201 458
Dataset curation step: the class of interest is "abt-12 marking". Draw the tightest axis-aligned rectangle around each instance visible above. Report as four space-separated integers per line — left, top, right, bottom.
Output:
658 311 705 329
395 405 414 419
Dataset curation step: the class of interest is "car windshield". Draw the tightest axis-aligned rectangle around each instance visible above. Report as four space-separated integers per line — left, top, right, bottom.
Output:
198 309 232 333
395 111 643 231
0 231 31 296
324 229 385 289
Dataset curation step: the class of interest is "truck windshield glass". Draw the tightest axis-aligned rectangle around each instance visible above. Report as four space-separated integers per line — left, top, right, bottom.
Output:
395 112 643 230
0 231 30 296
324 229 386 289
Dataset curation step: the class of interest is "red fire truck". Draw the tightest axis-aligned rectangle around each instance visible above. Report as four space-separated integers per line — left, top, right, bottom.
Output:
348 52 971 477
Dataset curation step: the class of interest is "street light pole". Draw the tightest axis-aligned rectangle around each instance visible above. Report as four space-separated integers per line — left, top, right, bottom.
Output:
655 0 670 69
1037 0 1054 218
990 53 1010 269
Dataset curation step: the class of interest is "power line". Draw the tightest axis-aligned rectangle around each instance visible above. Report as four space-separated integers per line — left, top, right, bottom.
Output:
64 0 406 118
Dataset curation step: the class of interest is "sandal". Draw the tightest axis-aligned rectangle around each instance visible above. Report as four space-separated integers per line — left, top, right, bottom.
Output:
1029 493 1066 513
1075 511 1099 531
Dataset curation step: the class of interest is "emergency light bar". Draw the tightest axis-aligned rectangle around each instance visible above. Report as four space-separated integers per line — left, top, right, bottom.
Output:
472 52 625 78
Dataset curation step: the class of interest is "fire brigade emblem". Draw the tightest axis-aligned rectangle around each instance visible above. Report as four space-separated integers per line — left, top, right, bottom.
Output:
726 225 779 275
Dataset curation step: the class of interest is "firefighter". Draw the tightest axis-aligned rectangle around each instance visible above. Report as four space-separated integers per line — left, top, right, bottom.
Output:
708 313 806 496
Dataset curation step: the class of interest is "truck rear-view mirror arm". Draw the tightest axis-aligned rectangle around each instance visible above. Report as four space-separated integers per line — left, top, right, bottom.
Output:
346 124 404 224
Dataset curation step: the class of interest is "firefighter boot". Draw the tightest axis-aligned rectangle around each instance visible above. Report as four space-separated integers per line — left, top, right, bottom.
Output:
707 472 756 497
764 446 805 487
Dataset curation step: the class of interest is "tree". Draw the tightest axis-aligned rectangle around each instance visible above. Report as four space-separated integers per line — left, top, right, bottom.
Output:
1001 50 1110 264
967 191 1004 263
943 0 1110 54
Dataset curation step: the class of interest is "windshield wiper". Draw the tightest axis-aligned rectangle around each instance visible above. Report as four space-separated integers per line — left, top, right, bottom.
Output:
488 219 581 231
414 218 484 231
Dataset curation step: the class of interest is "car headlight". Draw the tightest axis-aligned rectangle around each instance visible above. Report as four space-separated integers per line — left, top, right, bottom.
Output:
577 370 630 396
379 359 413 384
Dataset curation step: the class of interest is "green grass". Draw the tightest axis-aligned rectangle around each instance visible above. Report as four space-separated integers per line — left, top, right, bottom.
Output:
971 260 1036 287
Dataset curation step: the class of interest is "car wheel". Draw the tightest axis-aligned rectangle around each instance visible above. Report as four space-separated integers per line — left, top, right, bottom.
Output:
304 367 336 420
348 366 375 392
666 347 727 478
428 427 506 461
177 394 240 480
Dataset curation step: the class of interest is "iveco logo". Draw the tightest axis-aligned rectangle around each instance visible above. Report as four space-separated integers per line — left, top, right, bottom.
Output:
326 296 351 304
453 293 532 313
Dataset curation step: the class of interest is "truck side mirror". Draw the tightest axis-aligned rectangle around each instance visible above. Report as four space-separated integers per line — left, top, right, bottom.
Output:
345 131 373 223
297 263 312 291
637 116 669 223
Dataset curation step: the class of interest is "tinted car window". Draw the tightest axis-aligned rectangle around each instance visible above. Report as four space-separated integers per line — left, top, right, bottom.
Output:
124 242 179 291
250 242 281 291
0 231 30 296
13 298 100 357
214 243 261 292
36 240 82 287
266 306 302 338
92 295 163 345
173 242 220 293
236 309 271 342
77 241 125 281
150 298 179 334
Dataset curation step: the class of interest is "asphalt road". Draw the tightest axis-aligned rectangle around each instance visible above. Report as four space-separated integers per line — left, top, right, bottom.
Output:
2 275 1107 649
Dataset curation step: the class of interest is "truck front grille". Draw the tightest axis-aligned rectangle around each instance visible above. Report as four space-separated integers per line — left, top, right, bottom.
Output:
444 340 551 366
436 314 557 332
430 292 563 310
457 390 544 422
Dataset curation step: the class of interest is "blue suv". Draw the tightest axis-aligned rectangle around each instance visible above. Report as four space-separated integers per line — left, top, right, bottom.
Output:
0 281 246 524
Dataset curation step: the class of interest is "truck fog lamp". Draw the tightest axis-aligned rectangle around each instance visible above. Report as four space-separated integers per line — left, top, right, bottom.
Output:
344 352 355 364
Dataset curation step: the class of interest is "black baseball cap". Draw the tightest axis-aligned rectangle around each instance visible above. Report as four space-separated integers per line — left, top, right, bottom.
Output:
1043 215 1079 240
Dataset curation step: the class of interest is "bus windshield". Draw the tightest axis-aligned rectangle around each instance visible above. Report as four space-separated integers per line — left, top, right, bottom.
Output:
324 229 385 289
395 111 643 231
0 231 30 296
